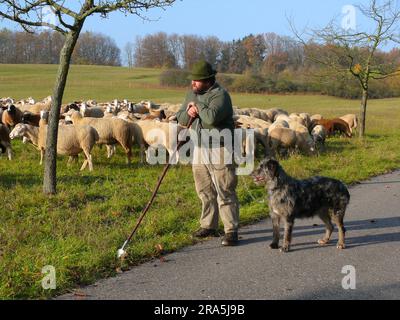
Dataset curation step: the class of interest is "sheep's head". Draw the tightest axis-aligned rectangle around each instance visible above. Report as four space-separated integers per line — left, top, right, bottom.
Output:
80 103 87 116
43 96 52 103
21 112 32 124
106 104 113 113
7 104 16 114
9 123 27 140
40 110 49 120
66 111 82 123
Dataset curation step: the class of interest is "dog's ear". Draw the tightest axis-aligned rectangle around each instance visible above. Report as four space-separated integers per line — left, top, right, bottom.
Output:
266 159 279 177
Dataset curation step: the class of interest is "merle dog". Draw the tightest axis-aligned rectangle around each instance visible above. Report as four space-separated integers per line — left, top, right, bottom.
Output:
251 158 350 252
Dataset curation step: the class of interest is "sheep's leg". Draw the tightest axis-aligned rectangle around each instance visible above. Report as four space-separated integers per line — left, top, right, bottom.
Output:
6 147 12 160
140 144 146 164
40 149 44 165
67 156 78 166
80 148 91 171
88 154 93 171
106 145 112 158
125 147 132 165
80 158 88 171
106 145 116 158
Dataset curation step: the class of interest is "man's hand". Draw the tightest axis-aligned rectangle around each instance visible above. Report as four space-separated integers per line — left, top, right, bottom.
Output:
187 101 199 118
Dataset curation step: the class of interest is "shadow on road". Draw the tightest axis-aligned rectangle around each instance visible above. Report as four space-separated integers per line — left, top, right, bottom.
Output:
238 217 400 249
358 180 400 185
287 282 400 300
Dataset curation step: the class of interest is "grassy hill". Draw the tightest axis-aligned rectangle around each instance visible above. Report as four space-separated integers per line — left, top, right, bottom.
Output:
0 64 400 299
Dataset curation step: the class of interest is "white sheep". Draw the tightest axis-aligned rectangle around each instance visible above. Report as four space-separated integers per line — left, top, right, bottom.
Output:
311 125 327 149
133 119 185 163
37 117 99 171
28 96 52 114
340 114 358 134
289 114 307 127
265 108 289 122
9 123 39 147
268 127 315 157
233 115 271 156
68 111 133 164
275 114 291 123
80 102 104 118
268 119 289 133
310 114 323 121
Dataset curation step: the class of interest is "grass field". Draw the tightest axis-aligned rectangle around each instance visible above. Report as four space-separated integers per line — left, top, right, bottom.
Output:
0 64 400 299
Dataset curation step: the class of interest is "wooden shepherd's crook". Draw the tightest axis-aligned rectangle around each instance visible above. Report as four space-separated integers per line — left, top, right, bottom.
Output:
117 117 196 258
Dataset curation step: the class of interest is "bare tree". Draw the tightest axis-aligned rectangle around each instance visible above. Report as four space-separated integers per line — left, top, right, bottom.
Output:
133 32 176 67
124 41 135 67
291 0 400 137
0 0 176 195
74 31 121 66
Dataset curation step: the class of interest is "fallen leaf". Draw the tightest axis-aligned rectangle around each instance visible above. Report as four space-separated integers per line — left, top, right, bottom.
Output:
155 243 164 253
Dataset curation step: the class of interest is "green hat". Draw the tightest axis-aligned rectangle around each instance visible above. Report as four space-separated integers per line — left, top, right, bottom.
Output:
189 60 217 81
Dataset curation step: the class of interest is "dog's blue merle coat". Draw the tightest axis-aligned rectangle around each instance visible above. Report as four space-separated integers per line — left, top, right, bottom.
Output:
277 176 350 219
251 158 350 251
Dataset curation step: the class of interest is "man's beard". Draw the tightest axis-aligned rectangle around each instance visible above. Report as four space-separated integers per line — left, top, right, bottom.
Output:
192 86 207 95
193 88 204 94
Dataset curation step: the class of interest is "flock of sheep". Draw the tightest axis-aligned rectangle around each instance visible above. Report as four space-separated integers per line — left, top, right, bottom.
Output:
233 107 358 157
0 96 358 170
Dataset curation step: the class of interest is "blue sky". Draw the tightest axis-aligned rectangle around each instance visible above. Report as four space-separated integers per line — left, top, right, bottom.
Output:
84 0 358 47
0 0 393 49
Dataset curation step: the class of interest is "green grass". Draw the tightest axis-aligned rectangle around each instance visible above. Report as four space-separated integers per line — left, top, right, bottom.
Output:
0 64 400 299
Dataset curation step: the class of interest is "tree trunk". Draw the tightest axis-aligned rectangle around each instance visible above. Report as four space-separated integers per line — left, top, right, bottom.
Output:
359 88 368 138
43 26 83 195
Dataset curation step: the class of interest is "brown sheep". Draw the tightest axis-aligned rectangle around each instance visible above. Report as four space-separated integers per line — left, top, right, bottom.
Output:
22 111 67 127
313 119 352 138
1 104 23 129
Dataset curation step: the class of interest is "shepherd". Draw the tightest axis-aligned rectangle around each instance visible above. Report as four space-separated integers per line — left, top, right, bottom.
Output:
176 60 240 246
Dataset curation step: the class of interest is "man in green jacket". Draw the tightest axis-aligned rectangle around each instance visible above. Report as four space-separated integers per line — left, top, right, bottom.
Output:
176 60 240 246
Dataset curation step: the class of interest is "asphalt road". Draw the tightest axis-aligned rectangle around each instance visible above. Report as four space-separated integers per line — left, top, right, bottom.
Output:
58 170 400 300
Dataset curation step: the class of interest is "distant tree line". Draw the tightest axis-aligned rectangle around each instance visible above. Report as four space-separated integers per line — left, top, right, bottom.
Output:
130 32 400 99
0 28 121 66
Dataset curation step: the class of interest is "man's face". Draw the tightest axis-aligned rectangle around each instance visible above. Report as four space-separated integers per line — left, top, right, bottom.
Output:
191 79 211 94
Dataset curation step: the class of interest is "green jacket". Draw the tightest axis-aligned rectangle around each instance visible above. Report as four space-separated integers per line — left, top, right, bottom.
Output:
176 83 235 145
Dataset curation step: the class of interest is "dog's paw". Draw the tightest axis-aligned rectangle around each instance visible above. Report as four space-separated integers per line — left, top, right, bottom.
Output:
336 243 346 250
318 239 329 246
280 246 290 253
269 243 279 250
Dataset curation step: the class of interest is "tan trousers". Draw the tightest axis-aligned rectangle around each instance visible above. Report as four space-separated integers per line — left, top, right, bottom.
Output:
192 148 240 233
